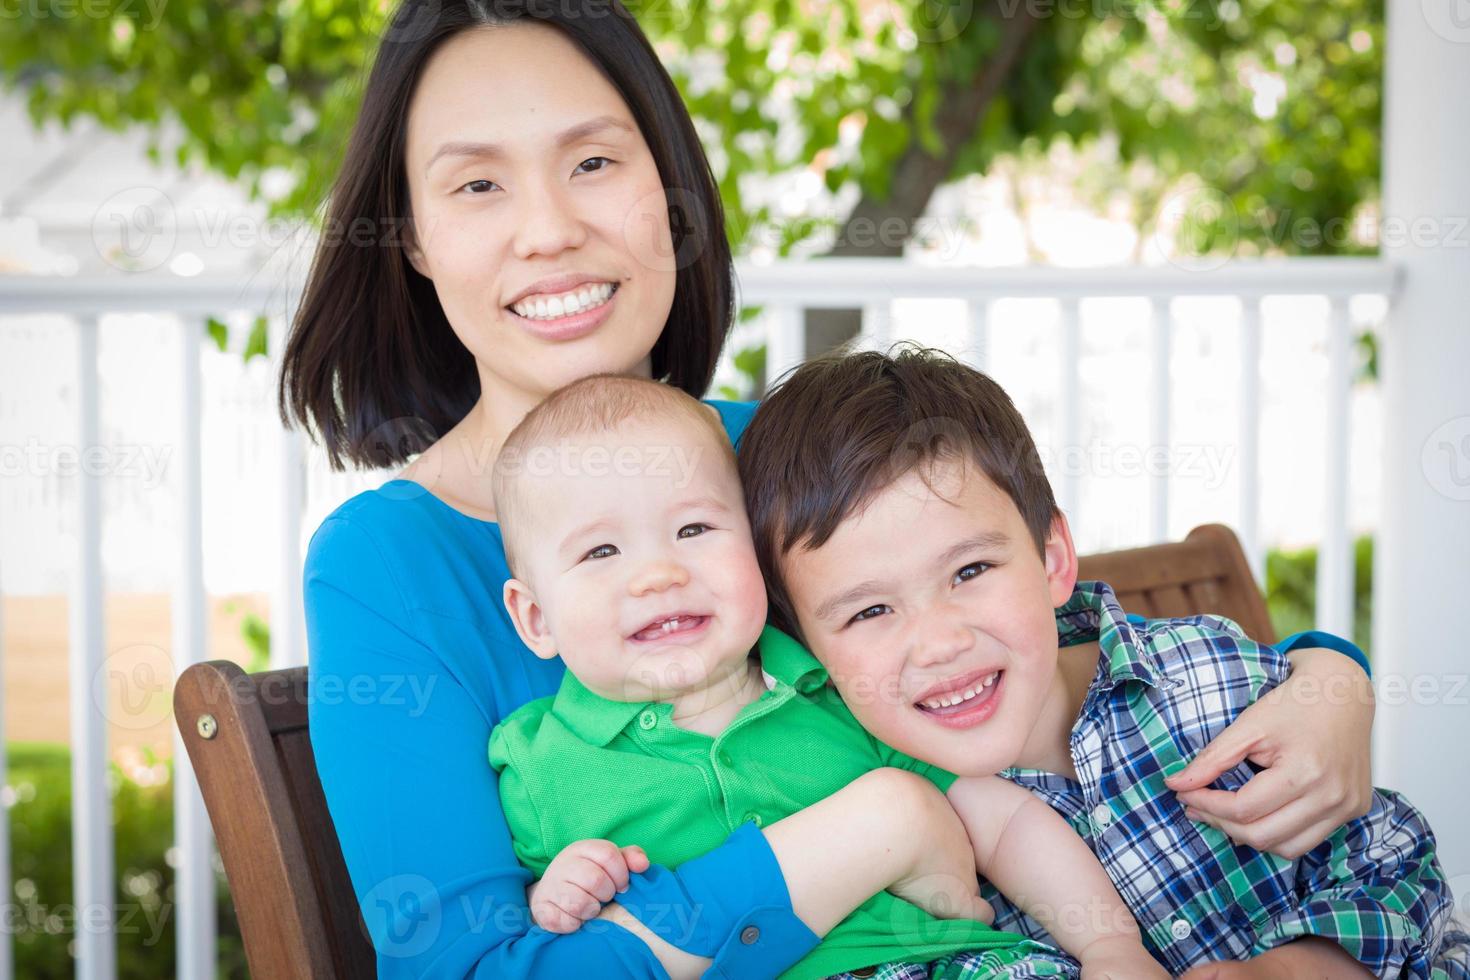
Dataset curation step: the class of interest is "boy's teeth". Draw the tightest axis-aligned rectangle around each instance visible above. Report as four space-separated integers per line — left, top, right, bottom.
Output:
918 672 998 710
511 282 616 321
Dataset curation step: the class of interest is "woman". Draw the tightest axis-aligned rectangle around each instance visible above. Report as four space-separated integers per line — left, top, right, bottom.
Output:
279 1 1376 976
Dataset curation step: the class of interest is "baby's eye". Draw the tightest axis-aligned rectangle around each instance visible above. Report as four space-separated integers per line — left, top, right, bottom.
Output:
459 179 501 195
677 523 712 539
954 562 992 585
848 604 890 625
582 543 619 561
574 157 613 175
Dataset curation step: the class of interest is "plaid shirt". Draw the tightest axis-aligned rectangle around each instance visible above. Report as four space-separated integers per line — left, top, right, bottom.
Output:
984 581 1470 979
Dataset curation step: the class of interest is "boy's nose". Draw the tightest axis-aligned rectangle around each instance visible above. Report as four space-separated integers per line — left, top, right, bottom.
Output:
628 559 690 596
909 619 976 668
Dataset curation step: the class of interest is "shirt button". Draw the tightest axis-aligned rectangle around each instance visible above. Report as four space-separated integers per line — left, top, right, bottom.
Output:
718 750 734 767
740 925 760 945
1170 918 1192 941
1091 804 1113 829
743 812 763 827
638 710 657 730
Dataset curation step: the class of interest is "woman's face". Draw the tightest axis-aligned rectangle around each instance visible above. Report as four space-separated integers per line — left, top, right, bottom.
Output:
404 23 677 405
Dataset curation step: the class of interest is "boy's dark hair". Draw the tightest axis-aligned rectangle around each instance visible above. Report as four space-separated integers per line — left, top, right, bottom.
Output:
738 345 1059 638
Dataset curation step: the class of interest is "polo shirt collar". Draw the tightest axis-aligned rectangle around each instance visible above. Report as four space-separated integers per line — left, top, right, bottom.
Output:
753 625 830 694
549 625 827 746
1056 580 1170 692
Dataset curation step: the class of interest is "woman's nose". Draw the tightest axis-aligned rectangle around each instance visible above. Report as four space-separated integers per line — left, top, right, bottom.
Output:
907 615 975 669
627 559 691 597
511 178 589 260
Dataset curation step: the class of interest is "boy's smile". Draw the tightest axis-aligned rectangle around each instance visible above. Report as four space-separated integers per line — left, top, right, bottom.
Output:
783 457 1084 778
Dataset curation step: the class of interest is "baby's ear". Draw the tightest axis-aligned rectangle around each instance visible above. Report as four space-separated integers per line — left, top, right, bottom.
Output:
504 578 558 660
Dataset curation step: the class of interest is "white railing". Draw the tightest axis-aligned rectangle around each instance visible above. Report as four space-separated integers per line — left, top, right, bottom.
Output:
0 255 1400 977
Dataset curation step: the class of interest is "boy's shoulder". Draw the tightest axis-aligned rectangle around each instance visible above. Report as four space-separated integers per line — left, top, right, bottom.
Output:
1125 609 1291 689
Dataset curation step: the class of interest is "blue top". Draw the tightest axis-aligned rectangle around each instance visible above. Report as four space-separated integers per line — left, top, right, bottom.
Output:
305 399 819 978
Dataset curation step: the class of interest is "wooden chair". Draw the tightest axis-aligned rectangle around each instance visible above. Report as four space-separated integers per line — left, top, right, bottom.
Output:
1077 523 1276 644
172 522 1272 976
173 662 376 979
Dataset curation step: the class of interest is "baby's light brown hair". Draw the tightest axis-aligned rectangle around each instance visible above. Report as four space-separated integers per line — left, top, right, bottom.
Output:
492 374 736 577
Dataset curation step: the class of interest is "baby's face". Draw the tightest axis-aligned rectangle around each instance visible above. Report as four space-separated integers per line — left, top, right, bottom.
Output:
780 457 1074 776
509 414 768 705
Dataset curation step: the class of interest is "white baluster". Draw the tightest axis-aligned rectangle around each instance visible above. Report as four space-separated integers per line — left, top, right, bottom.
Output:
71 313 116 980
966 299 990 373
271 310 307 670
1148 297 1171 543
1056 298 1082 518
765 305 805 391
1316 295 1355 637
1237 297 1264 583
172 316 216 979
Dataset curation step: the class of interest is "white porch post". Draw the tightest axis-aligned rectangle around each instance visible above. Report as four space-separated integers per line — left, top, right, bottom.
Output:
1375 0 1470 882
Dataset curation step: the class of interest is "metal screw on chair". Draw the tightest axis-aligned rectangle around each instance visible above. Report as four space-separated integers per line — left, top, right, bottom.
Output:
196 714 218 740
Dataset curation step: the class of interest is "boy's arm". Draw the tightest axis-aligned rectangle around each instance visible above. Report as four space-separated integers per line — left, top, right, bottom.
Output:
945 776 1165 977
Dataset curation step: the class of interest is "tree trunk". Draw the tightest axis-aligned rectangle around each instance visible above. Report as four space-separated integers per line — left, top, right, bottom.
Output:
790 7 1046 381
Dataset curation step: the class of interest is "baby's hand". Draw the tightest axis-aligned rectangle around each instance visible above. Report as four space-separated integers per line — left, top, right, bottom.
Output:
1079 935 1169 980
528 839 650 933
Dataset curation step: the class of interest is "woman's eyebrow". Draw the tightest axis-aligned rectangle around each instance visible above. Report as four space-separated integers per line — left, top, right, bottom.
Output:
425 115 635 174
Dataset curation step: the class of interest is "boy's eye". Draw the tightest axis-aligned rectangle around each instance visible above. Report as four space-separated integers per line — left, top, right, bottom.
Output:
848 604 890 626
574 156 613 175
582 543 619 561
677 523 712 539
954 562 992 585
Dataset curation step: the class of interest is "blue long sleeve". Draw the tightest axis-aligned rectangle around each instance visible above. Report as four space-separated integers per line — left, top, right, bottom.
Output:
304 402 816 977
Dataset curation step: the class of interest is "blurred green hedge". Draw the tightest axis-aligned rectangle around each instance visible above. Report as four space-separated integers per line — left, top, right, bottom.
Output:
1265 535 1375 660
6 743 246 978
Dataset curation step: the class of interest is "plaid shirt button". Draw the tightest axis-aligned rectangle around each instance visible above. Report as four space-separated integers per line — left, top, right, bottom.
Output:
1170 919 1193 941
1091 804 1113 828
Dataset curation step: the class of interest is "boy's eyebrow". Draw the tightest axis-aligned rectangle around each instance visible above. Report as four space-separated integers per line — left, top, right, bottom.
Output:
812 579 893 624
809 532 1012 623
425 115 634 174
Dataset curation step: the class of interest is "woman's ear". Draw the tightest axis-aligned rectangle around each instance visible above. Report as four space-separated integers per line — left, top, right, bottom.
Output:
404 223 430 280
1043 510 1080 608
504 578 557 660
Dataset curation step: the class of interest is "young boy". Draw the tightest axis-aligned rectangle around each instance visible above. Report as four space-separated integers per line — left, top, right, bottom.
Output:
735 345 1470 980
486 374 1167 980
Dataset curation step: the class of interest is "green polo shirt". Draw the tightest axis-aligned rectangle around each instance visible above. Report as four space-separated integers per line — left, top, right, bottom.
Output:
489 625 1031 980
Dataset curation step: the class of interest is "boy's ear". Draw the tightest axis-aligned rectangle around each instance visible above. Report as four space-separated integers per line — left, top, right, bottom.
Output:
1042 510 1080 608
504 578 558 660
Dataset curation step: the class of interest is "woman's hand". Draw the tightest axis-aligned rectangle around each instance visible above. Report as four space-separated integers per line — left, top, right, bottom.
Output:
527 839 649 933
1165 647 1374 859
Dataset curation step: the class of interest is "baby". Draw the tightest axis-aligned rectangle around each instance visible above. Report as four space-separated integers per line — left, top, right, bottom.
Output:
486 374 1165 980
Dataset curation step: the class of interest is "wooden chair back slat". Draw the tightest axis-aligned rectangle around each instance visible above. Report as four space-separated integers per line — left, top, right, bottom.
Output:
174 523 1269 976
174 662 376 979
1077 524 1276 643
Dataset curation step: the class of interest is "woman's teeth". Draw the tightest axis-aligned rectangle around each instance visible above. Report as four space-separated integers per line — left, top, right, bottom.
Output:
511 282 616 321
917 672 998 711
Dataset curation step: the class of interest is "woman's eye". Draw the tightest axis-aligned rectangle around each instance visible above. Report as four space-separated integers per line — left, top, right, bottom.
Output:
574 156 613 175
677 523 711 539
459 179 500 195
582 544 619 561
848 604 890 625
954 562 992 585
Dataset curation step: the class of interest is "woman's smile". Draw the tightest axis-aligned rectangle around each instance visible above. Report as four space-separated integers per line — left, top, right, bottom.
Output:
507 280 622 342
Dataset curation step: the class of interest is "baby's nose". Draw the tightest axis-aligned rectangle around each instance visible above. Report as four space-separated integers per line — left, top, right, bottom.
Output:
628 559 691 596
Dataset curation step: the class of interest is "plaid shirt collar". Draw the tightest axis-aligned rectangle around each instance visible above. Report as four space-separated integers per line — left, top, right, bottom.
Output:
1057 580 1176 706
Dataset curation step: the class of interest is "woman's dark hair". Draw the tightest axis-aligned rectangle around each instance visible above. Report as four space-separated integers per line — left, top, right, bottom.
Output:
278 0 734 470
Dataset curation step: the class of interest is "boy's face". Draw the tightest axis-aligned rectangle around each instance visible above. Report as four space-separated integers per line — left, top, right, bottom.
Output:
504 415 768 706
781 457 1077 776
